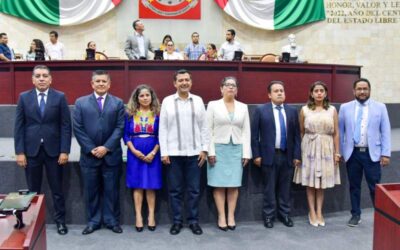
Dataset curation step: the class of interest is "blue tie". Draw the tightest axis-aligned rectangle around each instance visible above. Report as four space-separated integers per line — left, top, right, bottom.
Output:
353 103 364 144
39 93 46 117
276 105 287 150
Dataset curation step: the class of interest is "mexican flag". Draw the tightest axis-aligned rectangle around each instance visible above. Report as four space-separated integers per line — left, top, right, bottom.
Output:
215 0 326 30
0 0 122 26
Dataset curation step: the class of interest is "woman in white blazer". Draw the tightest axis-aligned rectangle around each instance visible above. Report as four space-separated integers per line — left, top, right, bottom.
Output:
207 76 251 231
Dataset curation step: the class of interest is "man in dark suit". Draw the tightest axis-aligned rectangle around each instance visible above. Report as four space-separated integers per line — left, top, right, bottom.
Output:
251 80 301 228
73 70 125 235
124 19 153 60
14 65 71 235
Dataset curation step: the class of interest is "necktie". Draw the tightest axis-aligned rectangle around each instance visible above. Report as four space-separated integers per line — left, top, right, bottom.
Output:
353 103 364 144
276 106 287 150
39 93 46 117
97 96 103 112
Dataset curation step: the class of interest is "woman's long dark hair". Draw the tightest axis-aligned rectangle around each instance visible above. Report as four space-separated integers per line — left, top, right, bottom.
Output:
28 39 45 53
307 81 330 110
126 84 160 117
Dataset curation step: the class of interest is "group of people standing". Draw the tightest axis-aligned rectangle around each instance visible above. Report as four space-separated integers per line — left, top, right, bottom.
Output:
14 65 391 237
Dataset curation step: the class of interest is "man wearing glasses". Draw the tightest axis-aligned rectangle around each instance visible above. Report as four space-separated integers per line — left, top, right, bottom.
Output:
339 78 391 227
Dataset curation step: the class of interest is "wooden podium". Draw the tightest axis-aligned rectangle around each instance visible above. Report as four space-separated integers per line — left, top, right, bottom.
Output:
373 184 400 250
0 195 46 250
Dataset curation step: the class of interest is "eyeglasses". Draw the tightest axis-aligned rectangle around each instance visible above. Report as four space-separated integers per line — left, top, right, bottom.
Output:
224 83 237 88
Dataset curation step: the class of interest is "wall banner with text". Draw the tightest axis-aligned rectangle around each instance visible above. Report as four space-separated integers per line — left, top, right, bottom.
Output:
139 0 201 19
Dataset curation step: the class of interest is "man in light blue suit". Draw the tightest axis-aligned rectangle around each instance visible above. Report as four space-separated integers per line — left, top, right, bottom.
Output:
339 78 391 227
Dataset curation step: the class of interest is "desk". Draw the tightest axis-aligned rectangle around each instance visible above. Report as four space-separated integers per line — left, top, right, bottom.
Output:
0 195 46 250
373 184 400 250
0 60 361 104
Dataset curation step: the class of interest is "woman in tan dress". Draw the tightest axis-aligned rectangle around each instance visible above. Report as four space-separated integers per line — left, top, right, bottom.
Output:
294 81 340 227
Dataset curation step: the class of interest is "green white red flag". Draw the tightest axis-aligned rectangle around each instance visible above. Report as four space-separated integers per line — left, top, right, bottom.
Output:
0 0 122 26
214 0 326 30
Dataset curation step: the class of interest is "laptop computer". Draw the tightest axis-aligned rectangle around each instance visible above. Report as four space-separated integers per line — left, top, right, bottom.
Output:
154 50 164 60
232 51 243 61
0 192 36 212
282 52 290 62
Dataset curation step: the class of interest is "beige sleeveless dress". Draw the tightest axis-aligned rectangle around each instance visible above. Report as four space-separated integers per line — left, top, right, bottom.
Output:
293 105 340 189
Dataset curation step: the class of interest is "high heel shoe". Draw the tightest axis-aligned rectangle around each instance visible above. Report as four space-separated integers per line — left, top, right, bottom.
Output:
147 225 157 231
227 225 236 231
218 225 228 231
135 226 144 232
308 214 318 227
317 217 325 227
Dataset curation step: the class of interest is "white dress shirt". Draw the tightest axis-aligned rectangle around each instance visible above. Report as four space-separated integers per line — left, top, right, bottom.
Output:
159 93 210 157
45 41 65 60
135 32 145 58
272 102 287 149
354 99 369 147
36 88 49 142
219 40 243 60
36 88 49 105
94 92 107 110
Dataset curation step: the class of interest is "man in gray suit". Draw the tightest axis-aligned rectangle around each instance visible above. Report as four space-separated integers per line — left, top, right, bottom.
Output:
124 19 153 60
73 70 125 235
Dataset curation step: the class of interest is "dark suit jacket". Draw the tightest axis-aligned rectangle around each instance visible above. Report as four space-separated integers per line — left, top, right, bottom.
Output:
73 93 125 167
251 103 301 166
14 88 72 157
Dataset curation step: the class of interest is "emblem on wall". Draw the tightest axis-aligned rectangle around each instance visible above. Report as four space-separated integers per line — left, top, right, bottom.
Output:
139 0 201 19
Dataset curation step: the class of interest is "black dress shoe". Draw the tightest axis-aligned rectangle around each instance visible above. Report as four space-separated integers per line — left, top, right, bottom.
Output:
170 223 183 235
278 216 294 227
218 224 228 231
107 225 123 233
136 226 144 232
227 225 236 231
189 223 203 235
264 218 274 228
56 223 68 235
147 225 156 231
82 226 98 235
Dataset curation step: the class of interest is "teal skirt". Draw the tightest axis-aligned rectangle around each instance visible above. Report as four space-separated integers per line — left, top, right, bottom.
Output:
207 140 243 187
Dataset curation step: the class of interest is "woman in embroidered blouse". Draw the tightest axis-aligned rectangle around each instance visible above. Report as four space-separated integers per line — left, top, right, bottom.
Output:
124 84 162 232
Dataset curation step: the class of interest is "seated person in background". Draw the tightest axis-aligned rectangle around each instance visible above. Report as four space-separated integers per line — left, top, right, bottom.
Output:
85 41 107 60
0 33 14 61
198 43 218 61
160 34 179 52
26 39 46 61
281 34 304 63
163 41 183 60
